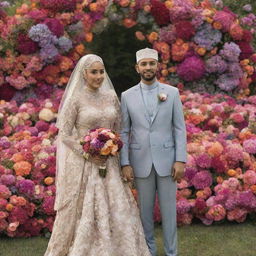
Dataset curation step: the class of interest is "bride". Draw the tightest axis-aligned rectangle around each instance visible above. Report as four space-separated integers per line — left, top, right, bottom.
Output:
44 54 150 256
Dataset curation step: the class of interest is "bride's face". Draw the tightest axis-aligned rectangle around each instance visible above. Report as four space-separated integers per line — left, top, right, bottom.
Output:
84 61 105 90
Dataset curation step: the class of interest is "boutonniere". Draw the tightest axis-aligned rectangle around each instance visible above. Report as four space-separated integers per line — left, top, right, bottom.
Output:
158 93 168 102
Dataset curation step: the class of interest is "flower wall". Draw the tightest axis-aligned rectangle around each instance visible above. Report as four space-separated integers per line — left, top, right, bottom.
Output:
0 0 256 237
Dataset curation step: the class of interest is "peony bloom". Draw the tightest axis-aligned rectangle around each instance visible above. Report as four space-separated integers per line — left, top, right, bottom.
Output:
206 204 226 221
17 180 35 197
175 20 195 40
243 138 256 154
192 171 213 189
177 198 191 214
13 161 32 176
177 56 205 82
0 185 11 199
150 0 170 26
243 170 256 185
227 208 247 223
213 9 236 32
196 153 212 169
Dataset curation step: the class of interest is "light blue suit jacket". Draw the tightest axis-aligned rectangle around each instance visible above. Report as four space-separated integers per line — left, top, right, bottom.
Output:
120 82 187 178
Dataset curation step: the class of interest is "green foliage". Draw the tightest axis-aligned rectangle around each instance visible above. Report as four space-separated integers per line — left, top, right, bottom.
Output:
86 23 150 96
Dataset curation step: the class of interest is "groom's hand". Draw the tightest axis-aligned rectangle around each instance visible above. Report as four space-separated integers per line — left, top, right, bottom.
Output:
121 165 134 182
171 162 185 181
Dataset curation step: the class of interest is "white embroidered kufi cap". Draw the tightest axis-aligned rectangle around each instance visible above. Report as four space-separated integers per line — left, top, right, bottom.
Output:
136 48 158 63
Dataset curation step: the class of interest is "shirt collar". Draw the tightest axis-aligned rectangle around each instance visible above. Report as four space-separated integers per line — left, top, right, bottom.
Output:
140 80 159 91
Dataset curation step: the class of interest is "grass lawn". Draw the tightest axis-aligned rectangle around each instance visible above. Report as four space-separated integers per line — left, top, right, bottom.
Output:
0 221 255 256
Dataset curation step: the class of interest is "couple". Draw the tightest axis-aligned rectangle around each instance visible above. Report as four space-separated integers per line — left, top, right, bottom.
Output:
44 48 187 256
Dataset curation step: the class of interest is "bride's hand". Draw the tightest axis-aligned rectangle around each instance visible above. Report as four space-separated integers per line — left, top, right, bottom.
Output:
89 155 108 166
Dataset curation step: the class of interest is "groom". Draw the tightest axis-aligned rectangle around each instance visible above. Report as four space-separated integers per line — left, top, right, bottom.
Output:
120 48 187 256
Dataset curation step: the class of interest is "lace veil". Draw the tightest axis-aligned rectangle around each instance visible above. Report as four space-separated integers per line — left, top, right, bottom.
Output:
54 54 117 210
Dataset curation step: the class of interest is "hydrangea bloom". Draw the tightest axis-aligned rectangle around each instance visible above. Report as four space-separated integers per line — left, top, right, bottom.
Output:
219 42 241 62
205 55 227 74
192 171 213 189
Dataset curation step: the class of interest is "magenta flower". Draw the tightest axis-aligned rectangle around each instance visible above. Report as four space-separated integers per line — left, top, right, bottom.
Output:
196 153 212 169
177 56 205 82
177 198 191 214
42 196 55 215
0 185 11 199
0 174 16 186
17 180 35 197
8 206 29 224
243 170 256 185
192 171 213 189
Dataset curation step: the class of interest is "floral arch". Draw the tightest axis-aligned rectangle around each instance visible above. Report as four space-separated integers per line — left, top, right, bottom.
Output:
0 0 256 237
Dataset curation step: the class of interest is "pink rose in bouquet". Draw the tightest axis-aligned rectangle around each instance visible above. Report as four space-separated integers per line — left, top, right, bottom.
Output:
80 128 123 177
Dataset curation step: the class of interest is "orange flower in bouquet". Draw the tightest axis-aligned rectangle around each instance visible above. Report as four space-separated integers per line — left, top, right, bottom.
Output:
80 128 123 178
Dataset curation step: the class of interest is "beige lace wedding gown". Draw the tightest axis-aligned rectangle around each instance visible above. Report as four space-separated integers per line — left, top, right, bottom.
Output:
44 88 150 256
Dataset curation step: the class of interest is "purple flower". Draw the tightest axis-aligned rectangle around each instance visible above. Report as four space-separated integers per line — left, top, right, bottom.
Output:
35 120 50 132
192 171 213 189
243 138 256 154
177 56 205 82
219 42 241 62
215 74 240 91
205 55 227 74
243 4 252 12
238 191 256 210
29 24 57 47
58 37 72 53
27 127 39 136
0 136 11 149
17 179 35 197
184 167 198 181
91 139 105 151
40 44 59 64
0 174 16 186
177 198 191 214
193 23 222 50
159 25 176 44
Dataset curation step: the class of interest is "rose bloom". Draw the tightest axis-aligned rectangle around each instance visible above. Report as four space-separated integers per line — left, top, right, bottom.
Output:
206 204 226 221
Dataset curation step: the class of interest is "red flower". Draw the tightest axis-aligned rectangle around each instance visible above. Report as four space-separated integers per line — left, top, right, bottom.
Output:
175 21 195 41
242 30 253 42
0 83 16 101
150 0 170 26
17 34 39 55
43 18 64 37
236 41 254 60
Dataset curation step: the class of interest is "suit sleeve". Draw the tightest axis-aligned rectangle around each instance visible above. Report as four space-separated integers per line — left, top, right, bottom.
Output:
172 89 187 163
120 93 131 166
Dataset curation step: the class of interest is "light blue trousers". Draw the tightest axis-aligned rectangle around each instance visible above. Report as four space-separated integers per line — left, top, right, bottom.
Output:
135 166 177 256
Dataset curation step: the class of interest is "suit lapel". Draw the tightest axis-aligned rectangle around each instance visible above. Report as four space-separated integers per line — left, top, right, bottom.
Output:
134 84 151 124
151 84 166 124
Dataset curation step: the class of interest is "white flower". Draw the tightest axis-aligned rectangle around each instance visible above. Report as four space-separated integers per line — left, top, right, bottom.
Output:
39 108 55 122
158 93 168 102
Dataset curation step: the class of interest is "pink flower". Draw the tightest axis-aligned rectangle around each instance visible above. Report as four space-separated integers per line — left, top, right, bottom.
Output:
8 206 29 224
177 198 191 214
0 185 11 199
0 198 7 210
0 174 16 186
196 153 212 168
42 196 55 215
206 204 226 221
222 178 240 191
227 208 247 223
177 56 205 82
243 170 256 185
213 9 236 32
243 139 256 154
192 171 213 189
177 213 193 226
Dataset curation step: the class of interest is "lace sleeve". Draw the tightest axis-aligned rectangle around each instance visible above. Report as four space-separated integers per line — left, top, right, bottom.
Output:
113 93 121 133
57 98 84 156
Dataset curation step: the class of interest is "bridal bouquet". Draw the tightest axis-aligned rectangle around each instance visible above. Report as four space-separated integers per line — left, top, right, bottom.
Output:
80 128 123 177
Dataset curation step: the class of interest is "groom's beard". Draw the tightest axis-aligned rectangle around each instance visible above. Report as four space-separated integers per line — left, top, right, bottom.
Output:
140 72 156 82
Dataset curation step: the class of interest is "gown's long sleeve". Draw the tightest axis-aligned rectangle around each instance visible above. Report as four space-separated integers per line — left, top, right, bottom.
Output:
57 98 84 156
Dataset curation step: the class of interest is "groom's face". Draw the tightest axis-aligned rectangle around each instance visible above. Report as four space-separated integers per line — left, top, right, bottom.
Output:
136 58 158 82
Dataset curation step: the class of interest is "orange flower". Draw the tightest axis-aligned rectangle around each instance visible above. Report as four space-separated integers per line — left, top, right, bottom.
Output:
13 161 32 176
10 195 27 206
85 32 93 42
216 176 224 184
135 31 145 41
207 142 224 157
171 40 189 62
59 56 73 72
75 44 86 55
196 47 206 56
44 177 54 186
6 204 14 212
196 190 204 198
240 59 250 66
227 169 237 177
147 32 158 43
100 146 111 155
206 17 214 24
187 114 206 125
89 3 98 12
213 21 222 29
161 69 169 76
165 0 174 9
11 153 24 163
168 66 177 73
123 18 136 28
250 185 256 194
